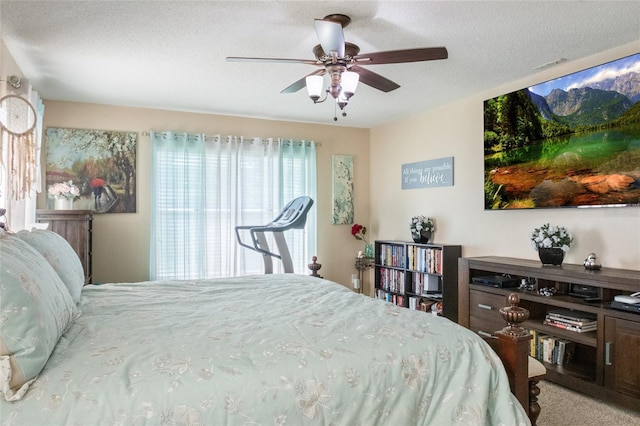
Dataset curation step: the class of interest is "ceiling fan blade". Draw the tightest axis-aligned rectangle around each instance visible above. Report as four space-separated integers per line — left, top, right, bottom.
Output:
350 65 400 93
281 69 327 94
314 19 345 58
226 56 320 66
353 47 448 65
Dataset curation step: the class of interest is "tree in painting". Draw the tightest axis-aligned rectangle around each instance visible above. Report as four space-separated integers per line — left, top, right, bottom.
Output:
46 128 137 213
483 53 640 209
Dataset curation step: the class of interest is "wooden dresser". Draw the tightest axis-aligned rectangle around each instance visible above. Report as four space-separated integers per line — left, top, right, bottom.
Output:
459 256 640 413
36 209 93 284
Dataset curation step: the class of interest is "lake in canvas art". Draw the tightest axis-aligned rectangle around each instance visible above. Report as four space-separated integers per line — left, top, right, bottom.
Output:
484 53 640 209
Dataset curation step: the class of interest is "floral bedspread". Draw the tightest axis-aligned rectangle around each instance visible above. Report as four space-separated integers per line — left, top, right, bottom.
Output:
1 274 529 425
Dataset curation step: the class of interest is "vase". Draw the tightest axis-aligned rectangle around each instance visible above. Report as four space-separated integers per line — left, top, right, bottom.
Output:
411 230 432 244
538 247 564 266
364 243 374 258
54 198 74 210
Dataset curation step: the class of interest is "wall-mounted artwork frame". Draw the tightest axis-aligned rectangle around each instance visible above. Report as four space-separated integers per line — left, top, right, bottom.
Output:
331 154 354 224
402 156 454 190
484 52 640 210
46 127 137 213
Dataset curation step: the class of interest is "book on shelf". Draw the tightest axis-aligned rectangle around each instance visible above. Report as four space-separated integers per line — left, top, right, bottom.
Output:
407 245 442 274
528 329 538 358
544 308 597 332
379 244 405 268
424 292 443 299
543 318 597 333
546 314 596 327
409 296 419 310
411 272 440 294
556 339 575 365
376 289 405 308
378 267 405 294
546 309 596 324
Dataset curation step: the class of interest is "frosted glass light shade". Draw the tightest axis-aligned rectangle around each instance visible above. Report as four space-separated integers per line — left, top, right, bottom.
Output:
341 71 359 97
305 75 324 99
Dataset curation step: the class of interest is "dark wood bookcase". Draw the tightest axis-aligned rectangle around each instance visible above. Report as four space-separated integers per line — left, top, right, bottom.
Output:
458 256 640 412
374 240 461 322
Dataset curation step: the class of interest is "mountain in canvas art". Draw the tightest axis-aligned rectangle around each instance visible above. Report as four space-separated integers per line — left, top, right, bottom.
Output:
484 53 640 209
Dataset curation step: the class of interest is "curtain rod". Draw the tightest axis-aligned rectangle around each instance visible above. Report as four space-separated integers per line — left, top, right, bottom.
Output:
140 131 320 146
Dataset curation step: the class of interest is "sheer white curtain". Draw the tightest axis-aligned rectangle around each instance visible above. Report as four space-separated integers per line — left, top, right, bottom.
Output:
150 132 317 280
0 83 44 231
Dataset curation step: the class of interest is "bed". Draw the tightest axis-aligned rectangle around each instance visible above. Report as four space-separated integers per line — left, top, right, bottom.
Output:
0 228 529 425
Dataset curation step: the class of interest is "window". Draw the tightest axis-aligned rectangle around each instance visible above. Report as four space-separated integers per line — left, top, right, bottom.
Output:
150 132 317 280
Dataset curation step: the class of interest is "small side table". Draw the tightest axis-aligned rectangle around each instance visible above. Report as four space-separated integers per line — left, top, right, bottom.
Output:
354 256 375 294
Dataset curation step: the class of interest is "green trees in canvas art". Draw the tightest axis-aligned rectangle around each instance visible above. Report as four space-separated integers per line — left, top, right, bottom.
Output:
331 155 354 225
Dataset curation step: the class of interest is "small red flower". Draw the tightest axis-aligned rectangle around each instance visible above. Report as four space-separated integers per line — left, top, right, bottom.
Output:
351 223 367 243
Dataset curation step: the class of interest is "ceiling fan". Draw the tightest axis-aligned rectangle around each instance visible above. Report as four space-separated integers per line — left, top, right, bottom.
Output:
226 14 448 120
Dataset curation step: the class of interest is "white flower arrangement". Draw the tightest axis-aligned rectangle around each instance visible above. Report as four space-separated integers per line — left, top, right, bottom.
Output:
530 223 573 252
410 215 435 233
48 180 80 200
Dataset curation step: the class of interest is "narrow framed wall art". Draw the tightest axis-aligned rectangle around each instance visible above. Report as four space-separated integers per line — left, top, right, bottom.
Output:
331 154 354 224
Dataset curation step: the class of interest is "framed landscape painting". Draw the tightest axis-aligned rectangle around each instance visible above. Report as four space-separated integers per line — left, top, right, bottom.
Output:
484 52 640 210
46 127 137 213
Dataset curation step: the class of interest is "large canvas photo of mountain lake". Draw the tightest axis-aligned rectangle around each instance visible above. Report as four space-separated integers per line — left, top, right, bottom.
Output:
484 53 640 210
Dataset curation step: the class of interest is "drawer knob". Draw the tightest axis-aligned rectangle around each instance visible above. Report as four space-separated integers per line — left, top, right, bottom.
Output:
478 303 493 310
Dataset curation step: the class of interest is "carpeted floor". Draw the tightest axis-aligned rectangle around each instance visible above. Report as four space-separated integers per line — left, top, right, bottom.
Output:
536 380 640 425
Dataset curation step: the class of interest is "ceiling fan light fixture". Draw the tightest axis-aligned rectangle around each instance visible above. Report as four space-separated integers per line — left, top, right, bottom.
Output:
305 75 324 101
230 13 448 121
341 70 359 99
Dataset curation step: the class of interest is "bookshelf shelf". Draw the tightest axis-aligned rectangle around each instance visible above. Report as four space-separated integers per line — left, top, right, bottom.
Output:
459 256 640 413
374 240 461 321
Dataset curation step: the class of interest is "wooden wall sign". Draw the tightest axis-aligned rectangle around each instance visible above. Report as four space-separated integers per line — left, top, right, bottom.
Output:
401 156 454 190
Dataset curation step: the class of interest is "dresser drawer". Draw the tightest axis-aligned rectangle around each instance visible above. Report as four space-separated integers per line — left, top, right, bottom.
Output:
469 290 507 336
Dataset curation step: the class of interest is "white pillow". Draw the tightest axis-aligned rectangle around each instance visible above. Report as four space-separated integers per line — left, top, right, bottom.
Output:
0 231 78 401
16 228 85 303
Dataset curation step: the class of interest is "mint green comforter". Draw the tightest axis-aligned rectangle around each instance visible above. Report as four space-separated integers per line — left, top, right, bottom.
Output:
1 274 529 425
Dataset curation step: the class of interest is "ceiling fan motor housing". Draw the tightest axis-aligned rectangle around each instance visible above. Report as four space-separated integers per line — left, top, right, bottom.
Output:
326 65 346 99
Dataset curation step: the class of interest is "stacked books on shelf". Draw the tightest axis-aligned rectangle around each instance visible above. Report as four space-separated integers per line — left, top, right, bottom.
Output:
543 309 597 333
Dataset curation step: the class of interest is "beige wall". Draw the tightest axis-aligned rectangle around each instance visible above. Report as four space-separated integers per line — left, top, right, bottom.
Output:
1 42 23 89
7 37 640 292
40 102 371 286
370 41 640 271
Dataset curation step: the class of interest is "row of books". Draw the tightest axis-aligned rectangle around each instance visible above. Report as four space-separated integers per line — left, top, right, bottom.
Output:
529 330 575 365
378 244 406 268
378 267 406 294
411 272 440 295
377 290 404 308
407 246 443 274
543 309 597 333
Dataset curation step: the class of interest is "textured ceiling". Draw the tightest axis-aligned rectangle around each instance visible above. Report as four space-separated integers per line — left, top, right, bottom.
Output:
2 1 639 128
